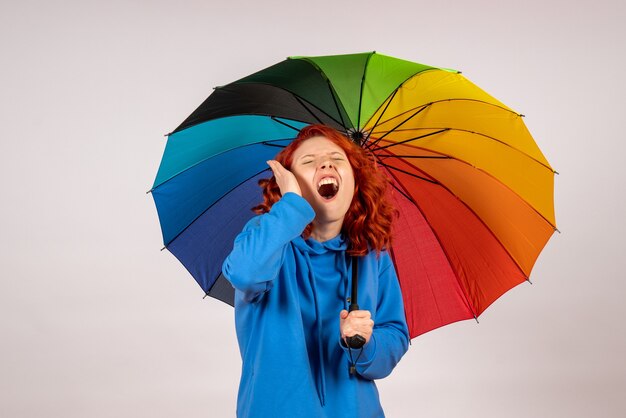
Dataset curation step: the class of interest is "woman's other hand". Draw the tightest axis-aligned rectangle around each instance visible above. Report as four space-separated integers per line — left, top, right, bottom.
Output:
267 160 302 197
339 309 374 345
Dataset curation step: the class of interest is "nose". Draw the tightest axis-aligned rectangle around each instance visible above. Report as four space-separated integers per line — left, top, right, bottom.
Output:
319 158 334 170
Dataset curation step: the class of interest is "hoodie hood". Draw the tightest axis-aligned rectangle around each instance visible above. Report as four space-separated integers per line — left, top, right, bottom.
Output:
293 232 349 254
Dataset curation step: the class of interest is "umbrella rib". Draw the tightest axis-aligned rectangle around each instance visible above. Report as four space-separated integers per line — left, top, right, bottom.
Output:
298 57 350 130
361 67 455 143
256 83 345 128
356 52 375 131
377 148 538 285
327 80 347 129
369 128 449 151
387 177 417 202
291 94 325 125
365 104 433 149
386 242 449 338
173 81 349 134
261 141 288 148
385 176 466 333
377 162 439 184
378 162 479 320
382 156 538 322
372 140 557 230
365 99 534 166
371 127 555 173
270 116 302 132
378 154 450 159
151 136 296 191
162 166 273 247
369 98 523 131
364 89 397 144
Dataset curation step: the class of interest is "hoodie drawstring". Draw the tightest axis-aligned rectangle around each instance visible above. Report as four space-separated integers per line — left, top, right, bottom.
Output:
303 251 327 406
341 253 350 312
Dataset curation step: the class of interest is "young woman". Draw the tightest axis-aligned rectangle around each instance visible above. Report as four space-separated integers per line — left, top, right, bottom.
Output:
222 124 409 417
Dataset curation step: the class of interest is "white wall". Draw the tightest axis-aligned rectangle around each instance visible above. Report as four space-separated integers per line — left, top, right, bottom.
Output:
1 0 624 416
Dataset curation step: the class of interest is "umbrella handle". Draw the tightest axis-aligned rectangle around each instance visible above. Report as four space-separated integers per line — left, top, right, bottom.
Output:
346 256 366 349
345 303 366 349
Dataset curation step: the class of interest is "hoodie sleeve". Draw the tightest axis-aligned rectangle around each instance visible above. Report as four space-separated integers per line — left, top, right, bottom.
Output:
341 252 410 380
222 192 315 302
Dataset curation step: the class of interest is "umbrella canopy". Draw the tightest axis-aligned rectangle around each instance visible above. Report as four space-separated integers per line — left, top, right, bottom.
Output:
151 52 557 338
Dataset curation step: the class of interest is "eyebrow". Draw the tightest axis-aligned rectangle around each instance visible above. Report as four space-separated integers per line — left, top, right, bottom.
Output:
298 151 345 160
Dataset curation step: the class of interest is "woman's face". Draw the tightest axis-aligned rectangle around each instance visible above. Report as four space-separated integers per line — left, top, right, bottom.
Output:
290 136 356 227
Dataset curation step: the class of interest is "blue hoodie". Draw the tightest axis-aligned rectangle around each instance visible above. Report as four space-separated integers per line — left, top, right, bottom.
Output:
222 193 409 418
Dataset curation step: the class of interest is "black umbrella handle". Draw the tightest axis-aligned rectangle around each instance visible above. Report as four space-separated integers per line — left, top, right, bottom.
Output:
346 257 366 349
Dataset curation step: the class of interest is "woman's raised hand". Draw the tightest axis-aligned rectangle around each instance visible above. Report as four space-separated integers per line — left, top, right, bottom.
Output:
267 160 302 197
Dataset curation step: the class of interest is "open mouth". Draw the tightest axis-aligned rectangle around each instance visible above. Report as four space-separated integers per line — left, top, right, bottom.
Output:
317 177 339 200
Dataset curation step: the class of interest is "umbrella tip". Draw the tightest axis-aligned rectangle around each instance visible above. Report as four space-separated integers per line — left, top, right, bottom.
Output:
526 278 533 285
473 314 479 324
160 246 166 251
554 170 560 175
555 228 561 234
146 189 152 194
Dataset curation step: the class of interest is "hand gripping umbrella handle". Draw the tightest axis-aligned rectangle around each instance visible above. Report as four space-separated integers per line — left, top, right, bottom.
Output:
345 304 366 349
346 257 366 349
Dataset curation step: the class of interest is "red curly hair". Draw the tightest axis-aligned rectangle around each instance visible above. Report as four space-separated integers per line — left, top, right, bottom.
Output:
252 124 397 256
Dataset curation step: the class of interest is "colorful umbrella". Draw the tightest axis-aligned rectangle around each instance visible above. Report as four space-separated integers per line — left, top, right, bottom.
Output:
150 52 557 338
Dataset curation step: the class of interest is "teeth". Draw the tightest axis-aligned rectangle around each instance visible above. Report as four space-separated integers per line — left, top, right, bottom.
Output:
317 177 338 188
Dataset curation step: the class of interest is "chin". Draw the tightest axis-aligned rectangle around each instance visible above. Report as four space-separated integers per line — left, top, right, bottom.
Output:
305 190 351 222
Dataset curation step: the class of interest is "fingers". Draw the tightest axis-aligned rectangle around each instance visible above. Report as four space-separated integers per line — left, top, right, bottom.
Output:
339 310 374 343
346 310 371 319
266 160 284 176
266 160 302 196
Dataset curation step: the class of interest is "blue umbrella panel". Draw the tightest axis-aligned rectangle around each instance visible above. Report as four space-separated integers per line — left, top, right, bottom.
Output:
151 115 306 303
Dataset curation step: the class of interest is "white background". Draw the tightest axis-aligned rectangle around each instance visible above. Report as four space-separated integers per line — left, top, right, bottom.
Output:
1 0 625 416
